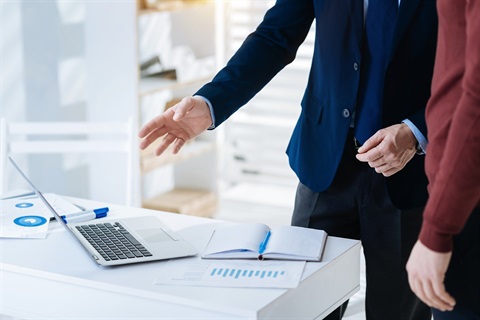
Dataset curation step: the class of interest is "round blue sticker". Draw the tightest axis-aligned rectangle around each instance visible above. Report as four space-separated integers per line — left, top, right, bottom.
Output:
15 202 34 208
14 215 47 227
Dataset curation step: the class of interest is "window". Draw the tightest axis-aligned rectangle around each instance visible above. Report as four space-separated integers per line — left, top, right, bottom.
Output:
220 2 315 200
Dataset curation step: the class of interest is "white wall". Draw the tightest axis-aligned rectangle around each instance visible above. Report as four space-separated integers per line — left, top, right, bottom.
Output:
0 1 139 205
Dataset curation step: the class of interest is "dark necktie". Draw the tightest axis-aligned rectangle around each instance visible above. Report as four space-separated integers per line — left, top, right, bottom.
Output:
354 0 398 144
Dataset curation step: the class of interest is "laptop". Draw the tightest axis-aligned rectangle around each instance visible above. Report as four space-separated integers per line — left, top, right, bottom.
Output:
8 156 198 267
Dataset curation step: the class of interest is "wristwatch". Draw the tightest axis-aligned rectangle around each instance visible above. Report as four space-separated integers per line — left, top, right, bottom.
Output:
415 141 424 155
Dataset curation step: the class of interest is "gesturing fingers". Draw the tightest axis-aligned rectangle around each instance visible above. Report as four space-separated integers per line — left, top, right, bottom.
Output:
153 133 176 156
139 125 168 150
172 138 186 154
138 114 165 139
138 96 212 158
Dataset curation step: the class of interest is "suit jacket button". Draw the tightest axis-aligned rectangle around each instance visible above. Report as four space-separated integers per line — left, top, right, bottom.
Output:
353 62 359 71
342 109 351 118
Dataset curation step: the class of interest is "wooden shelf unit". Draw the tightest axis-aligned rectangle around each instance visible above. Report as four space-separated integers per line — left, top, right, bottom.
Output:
136 0 218 218
138 0 209 15
140 140 216 173
138 75 213 97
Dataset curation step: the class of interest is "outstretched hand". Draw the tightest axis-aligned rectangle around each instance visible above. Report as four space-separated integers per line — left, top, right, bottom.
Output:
138 96 213 156
355 123 417 176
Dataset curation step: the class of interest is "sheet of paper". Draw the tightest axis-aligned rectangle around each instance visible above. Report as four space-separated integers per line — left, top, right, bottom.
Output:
154 259 306 288
0 193 79 239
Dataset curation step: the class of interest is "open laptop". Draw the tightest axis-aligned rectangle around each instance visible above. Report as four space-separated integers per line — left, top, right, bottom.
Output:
8 156 198 267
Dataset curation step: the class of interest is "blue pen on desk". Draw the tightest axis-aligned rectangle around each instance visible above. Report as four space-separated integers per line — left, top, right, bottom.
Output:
258 230 271 254
61 207 109 224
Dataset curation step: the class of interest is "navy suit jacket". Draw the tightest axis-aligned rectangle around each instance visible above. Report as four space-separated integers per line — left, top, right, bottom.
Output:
196 0 438 209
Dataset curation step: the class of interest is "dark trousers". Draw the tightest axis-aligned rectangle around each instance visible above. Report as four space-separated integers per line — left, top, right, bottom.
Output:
432 208 480 320
291 132 431 320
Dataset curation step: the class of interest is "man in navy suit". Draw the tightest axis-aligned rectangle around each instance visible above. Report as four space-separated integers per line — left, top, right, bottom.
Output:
139 1 438 319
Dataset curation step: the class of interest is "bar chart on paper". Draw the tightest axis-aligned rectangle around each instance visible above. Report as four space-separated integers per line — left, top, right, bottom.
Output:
155 259 306 288
210 267 286 279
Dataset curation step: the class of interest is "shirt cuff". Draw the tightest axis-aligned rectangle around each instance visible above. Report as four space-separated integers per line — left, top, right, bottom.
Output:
194 95 216 130
402 119 428 154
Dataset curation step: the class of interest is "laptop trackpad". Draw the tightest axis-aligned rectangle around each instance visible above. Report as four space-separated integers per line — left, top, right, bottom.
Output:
137 228 173 243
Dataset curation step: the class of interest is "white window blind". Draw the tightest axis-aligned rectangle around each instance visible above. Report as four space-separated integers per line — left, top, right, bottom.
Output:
220 1 315 189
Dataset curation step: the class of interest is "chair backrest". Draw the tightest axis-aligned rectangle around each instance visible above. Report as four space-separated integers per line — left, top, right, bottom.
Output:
0 117 139 206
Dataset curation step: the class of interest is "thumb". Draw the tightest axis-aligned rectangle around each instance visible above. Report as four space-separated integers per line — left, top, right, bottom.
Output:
358 131 383 153
172 97 196 121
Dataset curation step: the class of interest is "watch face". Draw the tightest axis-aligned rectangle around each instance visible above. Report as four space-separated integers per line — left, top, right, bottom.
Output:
416 142 423 155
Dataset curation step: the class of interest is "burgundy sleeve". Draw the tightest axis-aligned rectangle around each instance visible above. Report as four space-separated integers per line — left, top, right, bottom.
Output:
419 0 480 252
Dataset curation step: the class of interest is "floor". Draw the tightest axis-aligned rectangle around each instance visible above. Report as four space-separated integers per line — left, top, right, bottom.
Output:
216 183 367 320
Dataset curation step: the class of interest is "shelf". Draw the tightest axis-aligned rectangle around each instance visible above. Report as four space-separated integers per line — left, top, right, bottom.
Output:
139 75 213 97
140 140 216 173
142 188 217 217
138 0 209 15
230 113 296 129
136 0 218 218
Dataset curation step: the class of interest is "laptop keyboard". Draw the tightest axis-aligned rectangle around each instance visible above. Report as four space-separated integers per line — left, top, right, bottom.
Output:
76 222 152 261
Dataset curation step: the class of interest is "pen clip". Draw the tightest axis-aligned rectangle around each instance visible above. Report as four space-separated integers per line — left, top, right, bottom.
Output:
258 230 271 254
92 207 109 215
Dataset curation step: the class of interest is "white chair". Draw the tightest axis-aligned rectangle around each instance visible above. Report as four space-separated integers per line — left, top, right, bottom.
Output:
0 117 140 206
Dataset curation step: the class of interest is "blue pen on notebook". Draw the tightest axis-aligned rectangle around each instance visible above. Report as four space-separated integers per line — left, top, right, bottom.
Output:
258 230 271 254
61 207 109 224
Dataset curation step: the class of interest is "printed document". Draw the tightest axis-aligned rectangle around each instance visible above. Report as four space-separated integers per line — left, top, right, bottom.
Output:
0 193 79 239
154 258 306 288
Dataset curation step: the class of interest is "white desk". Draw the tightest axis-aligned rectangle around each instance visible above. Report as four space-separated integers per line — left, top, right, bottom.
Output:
0 197 360 319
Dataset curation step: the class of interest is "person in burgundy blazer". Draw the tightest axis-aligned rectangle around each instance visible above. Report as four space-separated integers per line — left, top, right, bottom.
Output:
139 1 438 319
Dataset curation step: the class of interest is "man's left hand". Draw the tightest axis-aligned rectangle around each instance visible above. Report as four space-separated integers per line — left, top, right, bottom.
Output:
355 123 417 176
